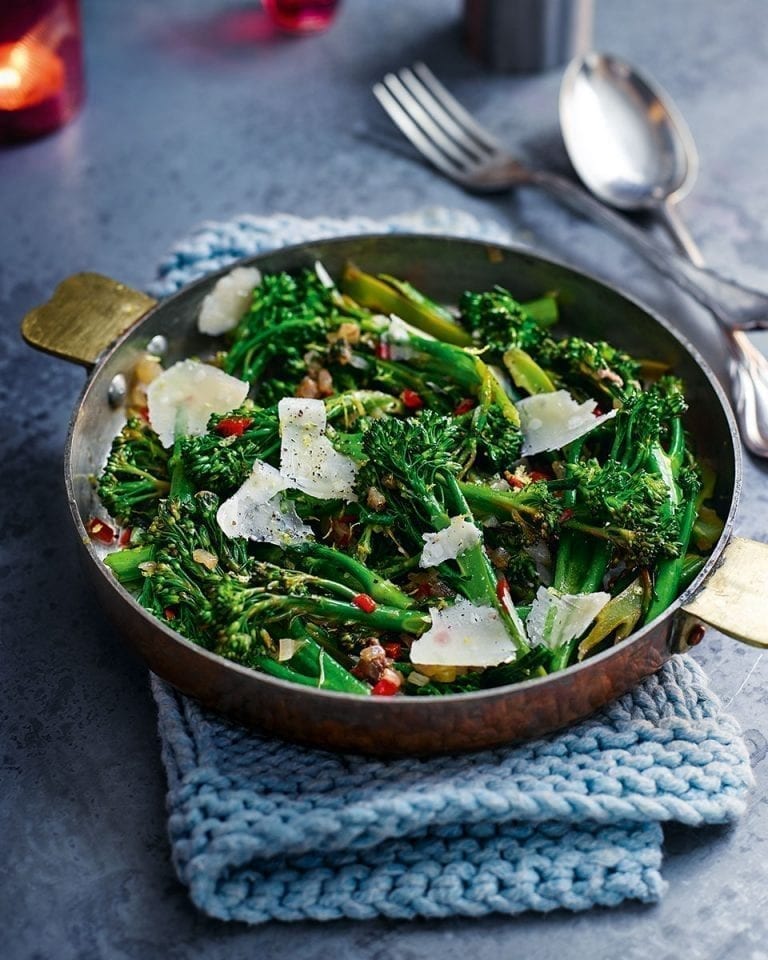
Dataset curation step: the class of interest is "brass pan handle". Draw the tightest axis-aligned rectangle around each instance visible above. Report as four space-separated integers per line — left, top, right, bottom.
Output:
21 273 157 368
677 537 768 649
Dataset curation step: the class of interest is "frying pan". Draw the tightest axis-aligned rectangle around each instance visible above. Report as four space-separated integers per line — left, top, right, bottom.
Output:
21 234 768 755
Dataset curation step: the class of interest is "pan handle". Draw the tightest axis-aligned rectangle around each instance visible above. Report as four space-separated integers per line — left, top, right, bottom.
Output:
21 273 157 368
675 537 768 649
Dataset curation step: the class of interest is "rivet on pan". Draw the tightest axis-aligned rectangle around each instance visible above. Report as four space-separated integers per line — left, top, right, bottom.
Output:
146 335 168 357
107 373 128 408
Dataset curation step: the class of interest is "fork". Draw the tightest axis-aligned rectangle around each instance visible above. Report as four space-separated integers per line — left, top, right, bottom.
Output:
373 63 768 334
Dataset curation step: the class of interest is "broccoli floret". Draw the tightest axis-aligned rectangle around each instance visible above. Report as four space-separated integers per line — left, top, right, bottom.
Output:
536 335 641 401
566 458 682 568
179 406 280 497
471 403 523 470
223 270 350 401
97 416 170 526
461 286 549 355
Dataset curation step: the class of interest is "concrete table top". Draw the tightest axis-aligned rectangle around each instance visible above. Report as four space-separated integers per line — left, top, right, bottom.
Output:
2 1 767 957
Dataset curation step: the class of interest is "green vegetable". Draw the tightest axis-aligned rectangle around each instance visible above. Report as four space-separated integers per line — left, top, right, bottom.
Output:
97 417 170 526
95 263 721 697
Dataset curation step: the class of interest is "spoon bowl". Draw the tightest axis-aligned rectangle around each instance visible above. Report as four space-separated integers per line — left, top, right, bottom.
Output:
560 52 698 211
559 51 703 263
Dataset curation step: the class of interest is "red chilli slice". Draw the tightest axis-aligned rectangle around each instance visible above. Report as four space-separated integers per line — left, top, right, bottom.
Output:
371 677 399 696
352 593 377 614
454 398 476 416
382 641 403 661
85 518 116 544
215 416 253 437
400 389 424 410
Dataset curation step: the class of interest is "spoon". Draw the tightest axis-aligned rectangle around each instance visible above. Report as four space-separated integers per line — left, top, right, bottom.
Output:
559 51 768 457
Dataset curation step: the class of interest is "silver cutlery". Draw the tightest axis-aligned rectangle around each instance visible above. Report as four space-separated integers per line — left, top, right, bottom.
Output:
373 63 768 334
374 61 768 456
559 51 768 456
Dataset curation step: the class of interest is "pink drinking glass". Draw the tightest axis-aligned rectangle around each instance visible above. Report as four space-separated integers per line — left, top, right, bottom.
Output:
262 0 341 34
0 0 84 143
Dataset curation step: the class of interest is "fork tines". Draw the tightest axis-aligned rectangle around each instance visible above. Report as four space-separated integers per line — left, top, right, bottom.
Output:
373 63 502 181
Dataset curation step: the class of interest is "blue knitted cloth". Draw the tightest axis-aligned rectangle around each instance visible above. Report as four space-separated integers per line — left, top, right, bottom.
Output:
149 210 753 924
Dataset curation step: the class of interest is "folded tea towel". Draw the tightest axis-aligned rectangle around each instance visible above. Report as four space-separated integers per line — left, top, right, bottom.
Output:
149 209 753 924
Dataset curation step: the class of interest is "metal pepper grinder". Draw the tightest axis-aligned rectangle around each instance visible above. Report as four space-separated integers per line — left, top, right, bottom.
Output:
464 0 594 73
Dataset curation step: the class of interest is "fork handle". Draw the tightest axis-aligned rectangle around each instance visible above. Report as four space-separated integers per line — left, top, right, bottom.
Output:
526 168 768 331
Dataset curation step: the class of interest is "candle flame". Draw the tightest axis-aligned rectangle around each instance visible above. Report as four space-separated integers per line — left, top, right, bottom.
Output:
0 38 64 111
0 66 22 91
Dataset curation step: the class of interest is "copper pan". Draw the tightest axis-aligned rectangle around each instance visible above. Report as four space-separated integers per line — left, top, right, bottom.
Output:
21 234 768 755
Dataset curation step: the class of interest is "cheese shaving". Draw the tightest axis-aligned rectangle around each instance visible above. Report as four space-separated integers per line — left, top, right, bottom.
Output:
419 516 482 568
409 597 517 668
198 266 262 335
216 460 312 545
278 397 358 501
516 389 616 456
147 359 249 448
526 586 611 650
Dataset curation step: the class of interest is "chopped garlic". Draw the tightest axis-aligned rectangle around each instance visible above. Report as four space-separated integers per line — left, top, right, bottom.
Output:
198 266 262 335
419 516 482 568
515 389 616 456
278 397 358 501
192 548 218 570
216 460 312 545
147 359 249 448
409 597 517 668
526 586 611 650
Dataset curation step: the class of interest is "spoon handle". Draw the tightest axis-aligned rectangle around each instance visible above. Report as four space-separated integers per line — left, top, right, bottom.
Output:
657 199 706 268
726 331 768 457
526 168 768 330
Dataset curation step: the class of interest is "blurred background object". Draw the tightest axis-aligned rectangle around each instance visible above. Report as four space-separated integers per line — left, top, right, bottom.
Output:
262 0 340 34
464 0 594 73
0 0 84 143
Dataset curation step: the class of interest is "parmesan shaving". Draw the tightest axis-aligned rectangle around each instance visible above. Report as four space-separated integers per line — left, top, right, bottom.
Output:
147 359 249 448
516 389 617 456
198 266 262 335
419 516 482 568
278 397 358 501
216 460 312 545
409 597 517 668
526 586 611 650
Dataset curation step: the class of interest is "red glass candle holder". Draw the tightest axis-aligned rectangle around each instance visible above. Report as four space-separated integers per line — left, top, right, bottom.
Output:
262 0 340 34
0 0 84 143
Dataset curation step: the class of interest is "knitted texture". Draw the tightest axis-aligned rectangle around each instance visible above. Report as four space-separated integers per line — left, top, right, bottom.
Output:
149 210 753 924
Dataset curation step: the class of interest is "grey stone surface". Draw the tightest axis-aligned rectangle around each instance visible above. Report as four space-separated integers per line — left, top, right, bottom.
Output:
1 0 767 957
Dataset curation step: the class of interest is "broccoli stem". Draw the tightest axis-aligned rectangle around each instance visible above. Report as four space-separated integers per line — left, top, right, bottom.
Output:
250 653 344 690
104 544 154 585
341 263 473 347
441 472 529 653
168 436 195 503
679 553 706 591
520 296 559 328
286 620 371 695
642 415 695 623
644 494 698 622
503 347 557 395
288 541 414 609
258 593 430 635
549 440 611 671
